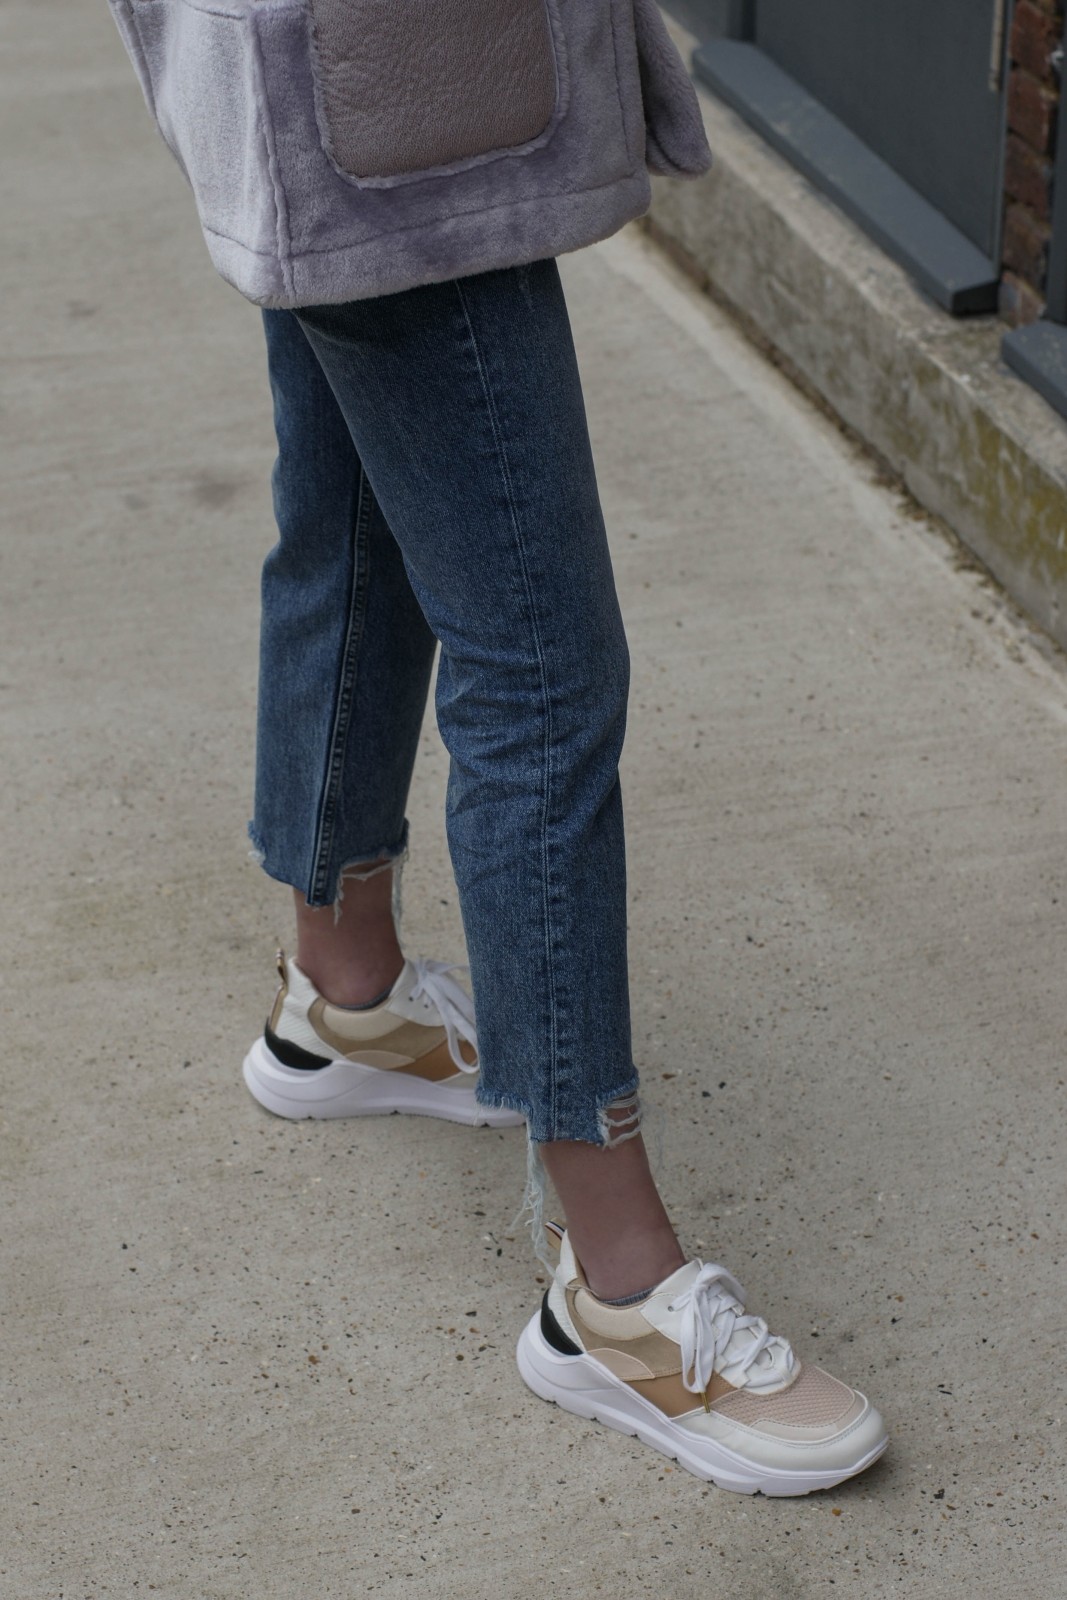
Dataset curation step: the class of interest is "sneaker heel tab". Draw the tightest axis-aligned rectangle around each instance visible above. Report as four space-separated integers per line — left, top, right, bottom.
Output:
557 1230 587 1289
268 950 290 1035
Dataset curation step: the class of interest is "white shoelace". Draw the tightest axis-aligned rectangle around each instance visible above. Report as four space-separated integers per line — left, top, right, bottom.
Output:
409 958 479 1073
669 1263 796 1396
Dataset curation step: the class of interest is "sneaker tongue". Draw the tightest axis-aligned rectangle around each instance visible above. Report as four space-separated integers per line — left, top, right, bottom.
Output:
641 1260 713 1337
655 1261 706 1298
384 959 430 1022
389 958 416 999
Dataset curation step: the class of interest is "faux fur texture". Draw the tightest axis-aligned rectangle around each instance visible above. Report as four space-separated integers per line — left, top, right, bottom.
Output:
108 0 712 308
631 0 714 176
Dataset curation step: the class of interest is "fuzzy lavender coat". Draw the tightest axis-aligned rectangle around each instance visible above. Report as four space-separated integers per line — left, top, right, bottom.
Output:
108 0 711 308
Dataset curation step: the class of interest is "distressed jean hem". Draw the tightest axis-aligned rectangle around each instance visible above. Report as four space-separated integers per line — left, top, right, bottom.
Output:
474 1071 641 1149
246 817 410 911
478 1076 642 1267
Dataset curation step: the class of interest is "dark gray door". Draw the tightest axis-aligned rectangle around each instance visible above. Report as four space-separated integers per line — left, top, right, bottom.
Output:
683 0 1010 311
752 1 1007 258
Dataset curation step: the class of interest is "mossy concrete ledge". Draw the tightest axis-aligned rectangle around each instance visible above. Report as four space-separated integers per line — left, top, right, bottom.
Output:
647 18 1067 649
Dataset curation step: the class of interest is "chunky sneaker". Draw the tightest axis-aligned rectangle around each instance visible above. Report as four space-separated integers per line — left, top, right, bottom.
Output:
517 1227 887 1496
243 951 523 1127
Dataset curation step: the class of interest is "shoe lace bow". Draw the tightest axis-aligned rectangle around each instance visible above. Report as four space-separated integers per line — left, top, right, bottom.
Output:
669 1263 795 1396
410 958 479 1074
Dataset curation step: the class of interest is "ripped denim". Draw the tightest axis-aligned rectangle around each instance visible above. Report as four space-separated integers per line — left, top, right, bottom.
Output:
251 261 640 1149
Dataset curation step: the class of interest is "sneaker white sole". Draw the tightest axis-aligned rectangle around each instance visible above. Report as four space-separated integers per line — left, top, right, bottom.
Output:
242 1036 524 1127
516 1314 888 1496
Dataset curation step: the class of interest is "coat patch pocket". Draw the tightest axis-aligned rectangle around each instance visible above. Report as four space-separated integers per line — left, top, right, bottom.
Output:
309 0 563 185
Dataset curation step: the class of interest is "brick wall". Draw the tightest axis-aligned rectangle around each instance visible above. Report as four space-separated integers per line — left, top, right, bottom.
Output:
1000 0 1065 324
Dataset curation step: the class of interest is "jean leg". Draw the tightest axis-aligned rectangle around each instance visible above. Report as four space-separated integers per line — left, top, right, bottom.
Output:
294 262 637 1143
252 309 437 906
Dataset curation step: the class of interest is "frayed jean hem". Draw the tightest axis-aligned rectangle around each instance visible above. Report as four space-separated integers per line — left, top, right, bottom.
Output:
246 818 410 913
476 1076 642 1267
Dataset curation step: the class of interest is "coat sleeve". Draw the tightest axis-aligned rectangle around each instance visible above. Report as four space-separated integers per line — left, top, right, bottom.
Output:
630 0 713 178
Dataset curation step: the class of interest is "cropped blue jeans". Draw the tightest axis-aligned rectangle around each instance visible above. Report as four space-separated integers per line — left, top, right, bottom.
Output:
251 260 638 1145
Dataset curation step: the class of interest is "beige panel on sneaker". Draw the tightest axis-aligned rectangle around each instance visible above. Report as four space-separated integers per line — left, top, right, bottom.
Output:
711 1363 855 1428
309 1001 446 1062
567 1294 688 1381
567 1288 742 1417
582 1346 737 1417
569 1289 657 1340
748 1395 867 1441
585 1347 658 1381
390 1038 477 1084
628 1369 735 1418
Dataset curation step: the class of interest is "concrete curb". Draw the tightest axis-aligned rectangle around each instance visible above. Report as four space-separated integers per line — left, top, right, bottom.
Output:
648 17 1067 650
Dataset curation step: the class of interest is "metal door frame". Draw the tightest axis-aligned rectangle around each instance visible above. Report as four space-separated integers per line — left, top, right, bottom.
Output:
1001 21 1067 421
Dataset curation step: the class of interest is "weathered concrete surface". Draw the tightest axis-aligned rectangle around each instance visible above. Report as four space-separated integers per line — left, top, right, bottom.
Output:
2 4 1065 1596
651 15 1067 652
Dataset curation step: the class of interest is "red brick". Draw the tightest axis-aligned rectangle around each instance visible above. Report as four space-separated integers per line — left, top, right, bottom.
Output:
1003 132 1055 219
1007 69 1059 153
999 270 1047 327
1002 203 1052 287
1011 0 1063 82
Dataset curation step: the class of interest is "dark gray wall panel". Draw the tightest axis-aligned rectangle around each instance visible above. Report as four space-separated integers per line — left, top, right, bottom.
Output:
753 0 1006 257
694 41 999 313
660 0 752 37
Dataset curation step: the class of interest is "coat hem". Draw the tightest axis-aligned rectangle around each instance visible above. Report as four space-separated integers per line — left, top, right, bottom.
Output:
202 170 652 307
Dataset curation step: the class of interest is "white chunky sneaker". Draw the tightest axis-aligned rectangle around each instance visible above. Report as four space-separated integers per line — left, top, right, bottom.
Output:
517 1228 887 1496
243 951 524 1127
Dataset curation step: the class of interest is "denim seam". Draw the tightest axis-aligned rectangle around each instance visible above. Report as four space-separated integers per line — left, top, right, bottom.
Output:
453 277 560 1135
308 465 373 904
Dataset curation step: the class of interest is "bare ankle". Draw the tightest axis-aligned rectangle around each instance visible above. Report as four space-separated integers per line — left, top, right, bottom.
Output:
539 1132 686 1301
580 1224 686 1302
301 952 404 1008
292 870 403 1007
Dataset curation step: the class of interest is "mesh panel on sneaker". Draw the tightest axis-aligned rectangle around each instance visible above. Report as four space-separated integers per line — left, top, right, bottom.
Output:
713 1363 854 1427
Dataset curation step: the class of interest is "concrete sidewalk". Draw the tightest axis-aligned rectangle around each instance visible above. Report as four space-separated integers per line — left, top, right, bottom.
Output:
3 4 1064 1595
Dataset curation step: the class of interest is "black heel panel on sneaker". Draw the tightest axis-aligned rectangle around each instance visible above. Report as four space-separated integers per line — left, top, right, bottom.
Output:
540 1292 582 1356
264 1022 332 1072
